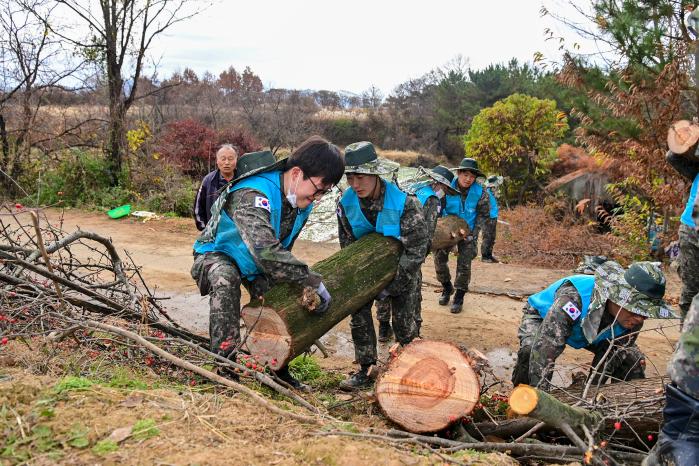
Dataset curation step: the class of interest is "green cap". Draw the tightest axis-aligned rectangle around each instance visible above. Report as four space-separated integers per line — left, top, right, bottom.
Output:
234 150 286 181
594 261 676 319
344 141 399 175
452 158 484 177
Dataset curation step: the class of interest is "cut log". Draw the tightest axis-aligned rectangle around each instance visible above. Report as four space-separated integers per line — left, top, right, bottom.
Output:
430 216 471 251
375 340 481 433
241 233 402 370
510 385 602 433
667 120 699 155
549 377 666 435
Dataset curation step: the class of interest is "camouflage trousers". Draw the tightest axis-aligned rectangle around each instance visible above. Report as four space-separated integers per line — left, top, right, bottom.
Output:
669 293 699 399
677 224 699 321
352 277 419 366
191 252 243 358
434 238 477 290
480 217 497 258
375 270 423 334
512 304 646 390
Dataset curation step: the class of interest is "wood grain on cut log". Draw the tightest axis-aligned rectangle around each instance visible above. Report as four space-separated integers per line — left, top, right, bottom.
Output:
510 385 602 433
431 216 471 251
376 340 481 433
241 233 402 370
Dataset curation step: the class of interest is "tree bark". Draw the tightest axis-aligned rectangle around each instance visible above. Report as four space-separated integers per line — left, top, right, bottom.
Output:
241 233 402 370
431 216 471 251
510 385 603 433
549 377 666 435
375 340 481 433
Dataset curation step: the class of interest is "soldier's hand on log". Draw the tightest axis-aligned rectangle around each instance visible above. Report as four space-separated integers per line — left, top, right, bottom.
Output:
315 282 332 314
377 289 391 300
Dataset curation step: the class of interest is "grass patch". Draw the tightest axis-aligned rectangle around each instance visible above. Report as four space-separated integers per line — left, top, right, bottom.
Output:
132 419 159 441
92 439 119 455
288 355 344 389
54 376 94 394
106 367 150 390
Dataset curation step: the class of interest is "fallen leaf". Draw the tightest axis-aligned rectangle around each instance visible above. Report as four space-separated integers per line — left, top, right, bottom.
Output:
504 277 512 282
107 426 133 443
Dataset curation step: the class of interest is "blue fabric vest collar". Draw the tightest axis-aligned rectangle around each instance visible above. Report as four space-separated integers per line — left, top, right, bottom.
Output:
443 179 483 230
192 171 312 279
527 275 628 349
339 180 406 240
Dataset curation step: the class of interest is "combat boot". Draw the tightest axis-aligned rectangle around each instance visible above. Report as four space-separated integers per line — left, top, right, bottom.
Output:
378 321 393 343
643 384 699 466
450 289 466 314
438 282 454 306
339 366 373 391
481 255 499 263
276 366 310 392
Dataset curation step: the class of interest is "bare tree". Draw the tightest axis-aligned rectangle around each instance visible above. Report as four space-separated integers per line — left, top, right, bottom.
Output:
41 0 206 186
361 85 384 109
0 0 84 195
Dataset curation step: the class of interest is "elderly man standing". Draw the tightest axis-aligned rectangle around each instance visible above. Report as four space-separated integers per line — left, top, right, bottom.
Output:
511 260 676 391
193 144 238 231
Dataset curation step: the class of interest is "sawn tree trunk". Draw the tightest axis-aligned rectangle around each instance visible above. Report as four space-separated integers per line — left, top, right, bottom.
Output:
241 233 401 370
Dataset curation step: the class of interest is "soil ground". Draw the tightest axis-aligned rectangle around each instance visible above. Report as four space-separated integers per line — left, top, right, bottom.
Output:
1 208 683 465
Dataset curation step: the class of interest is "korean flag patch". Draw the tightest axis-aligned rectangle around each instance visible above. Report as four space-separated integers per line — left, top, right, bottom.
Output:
254 196 271 212
562 301 582 320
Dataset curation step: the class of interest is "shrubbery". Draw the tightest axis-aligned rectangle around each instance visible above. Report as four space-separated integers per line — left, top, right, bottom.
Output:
155 119 260 179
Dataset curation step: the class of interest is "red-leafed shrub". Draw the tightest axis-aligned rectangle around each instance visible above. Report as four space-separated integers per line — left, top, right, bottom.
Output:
156 119 260 179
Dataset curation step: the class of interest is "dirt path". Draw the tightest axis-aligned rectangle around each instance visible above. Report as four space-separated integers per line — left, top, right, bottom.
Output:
45 209 683 385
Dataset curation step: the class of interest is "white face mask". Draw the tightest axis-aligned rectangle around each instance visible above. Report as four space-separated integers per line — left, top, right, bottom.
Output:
286 170 301 208
435 188 445 199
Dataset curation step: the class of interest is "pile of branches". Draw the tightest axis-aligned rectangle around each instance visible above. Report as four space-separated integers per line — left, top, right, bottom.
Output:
0 206 666 464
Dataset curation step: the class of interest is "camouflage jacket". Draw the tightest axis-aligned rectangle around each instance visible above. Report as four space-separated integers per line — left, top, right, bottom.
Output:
196 175 319 287
529 282 641 390
422 195 441 254
337 180 428 295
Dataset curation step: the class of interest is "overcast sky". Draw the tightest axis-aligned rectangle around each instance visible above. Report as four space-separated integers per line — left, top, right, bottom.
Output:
149 0 592 95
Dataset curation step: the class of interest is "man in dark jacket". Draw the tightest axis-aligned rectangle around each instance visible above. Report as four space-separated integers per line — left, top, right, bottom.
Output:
193 144 238 231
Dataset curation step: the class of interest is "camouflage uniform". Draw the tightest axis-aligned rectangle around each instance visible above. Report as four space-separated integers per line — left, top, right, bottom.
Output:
376 190 441 334
669 292 699 398
434 181 490 291
191 177 319 357
337 180 428 366
666 151 699 320
480 217 497 259
512 261 676 392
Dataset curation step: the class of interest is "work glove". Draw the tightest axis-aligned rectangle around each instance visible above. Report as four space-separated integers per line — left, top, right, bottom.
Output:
376 289 391 300
314 282 332 315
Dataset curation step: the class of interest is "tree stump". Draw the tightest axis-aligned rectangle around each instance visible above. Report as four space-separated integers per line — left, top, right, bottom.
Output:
241 233 402 370
375 340 481 433
431 216 471 251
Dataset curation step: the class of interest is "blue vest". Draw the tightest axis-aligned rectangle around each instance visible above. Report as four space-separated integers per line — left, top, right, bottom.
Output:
340 181 406 240
414 185 437 207
487 188 498 219
193 171 312 280
528 275 628 349
443 179 483 230
680 173 699 228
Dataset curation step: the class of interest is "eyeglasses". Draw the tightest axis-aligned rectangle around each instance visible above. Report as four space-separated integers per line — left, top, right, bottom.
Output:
308 177 333 199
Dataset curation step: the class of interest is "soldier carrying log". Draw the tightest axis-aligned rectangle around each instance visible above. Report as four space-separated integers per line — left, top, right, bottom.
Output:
435 157 492 313
190 137 344 389
375 165 457 340
336 141 428 390
511 260 677 391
